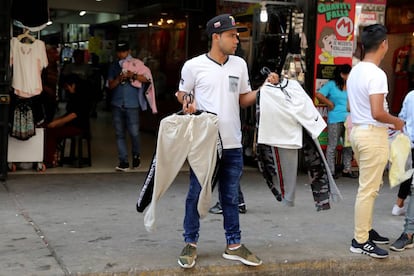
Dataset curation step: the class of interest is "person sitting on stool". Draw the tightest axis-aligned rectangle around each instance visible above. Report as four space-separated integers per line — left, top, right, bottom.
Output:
44 74 91 168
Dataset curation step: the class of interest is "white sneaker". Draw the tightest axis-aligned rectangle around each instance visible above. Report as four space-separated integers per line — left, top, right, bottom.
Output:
392 204 406 216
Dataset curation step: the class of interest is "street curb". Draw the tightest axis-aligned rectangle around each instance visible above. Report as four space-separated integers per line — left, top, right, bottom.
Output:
74 255 414 275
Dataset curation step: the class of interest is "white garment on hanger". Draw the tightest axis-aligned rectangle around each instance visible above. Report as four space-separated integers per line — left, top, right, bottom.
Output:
10 37 48 98
144 112 219 232
258 80 326 149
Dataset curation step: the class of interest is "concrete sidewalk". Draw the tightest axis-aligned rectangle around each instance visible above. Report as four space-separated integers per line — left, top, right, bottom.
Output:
1 170 414 275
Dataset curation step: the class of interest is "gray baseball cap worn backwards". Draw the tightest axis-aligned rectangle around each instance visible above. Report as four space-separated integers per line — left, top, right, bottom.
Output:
206 14 247 36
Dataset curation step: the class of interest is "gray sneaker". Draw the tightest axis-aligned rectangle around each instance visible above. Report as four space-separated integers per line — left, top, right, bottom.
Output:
390 233 414 252
209 202 222 214
178 244 197 268
222 244 262 266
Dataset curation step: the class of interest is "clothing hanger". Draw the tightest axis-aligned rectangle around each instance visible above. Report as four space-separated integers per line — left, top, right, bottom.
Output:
261 66 286 85
17 29 36 43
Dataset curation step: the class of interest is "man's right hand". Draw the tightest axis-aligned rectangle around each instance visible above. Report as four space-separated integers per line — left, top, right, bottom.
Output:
176 91 196 114
392 118 405 131
182 96 196 114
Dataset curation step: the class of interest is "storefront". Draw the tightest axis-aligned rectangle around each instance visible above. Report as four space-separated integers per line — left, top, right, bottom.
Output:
314 0 414 148
1 0 413 178
384 0 414 114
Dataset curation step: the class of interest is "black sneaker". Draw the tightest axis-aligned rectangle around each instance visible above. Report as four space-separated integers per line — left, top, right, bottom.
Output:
209 202 247 214
369 229 389 244
238 203 247 214
209 202 222 214
342 171 358 178
390 233 414 252
350 239 388 259
115 162 129 172
132 155 141 169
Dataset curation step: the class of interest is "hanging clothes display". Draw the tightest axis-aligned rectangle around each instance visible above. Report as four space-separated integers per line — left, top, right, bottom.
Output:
136 121 223 213
281 9 306 85
10 36 48 98
143 111 219 232
391 45 411 114
255 80 342 211
10 98 35 140
250 5 291 85
302 130 340 210
280 53 306 85
286 8 305 55
258 80 326 148
11 0 49 32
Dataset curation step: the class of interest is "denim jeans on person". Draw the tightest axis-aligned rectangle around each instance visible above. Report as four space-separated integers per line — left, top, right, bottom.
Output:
112 106 140 163
404 185 414 233
183 148 243 245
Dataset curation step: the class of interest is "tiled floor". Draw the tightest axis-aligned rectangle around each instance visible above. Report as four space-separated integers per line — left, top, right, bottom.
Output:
8 104 159 175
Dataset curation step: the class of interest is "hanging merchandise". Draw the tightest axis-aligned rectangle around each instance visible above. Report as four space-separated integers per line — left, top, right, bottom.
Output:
255 81 343 211
280 9 306 84
11 0 49 32
251 5 291 84
281 53 306 84
300 32 308 58
287 9 305 55
142 111 219 232
10 99 36 141
10 34 48 98
251 5 306 87
136 126 223 213
391 44 411 114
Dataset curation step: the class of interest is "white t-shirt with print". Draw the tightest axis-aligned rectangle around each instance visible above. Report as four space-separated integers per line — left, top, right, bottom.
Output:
179 54 251 149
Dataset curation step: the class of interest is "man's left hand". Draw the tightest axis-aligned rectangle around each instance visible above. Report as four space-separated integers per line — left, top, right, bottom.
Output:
266 72 279 85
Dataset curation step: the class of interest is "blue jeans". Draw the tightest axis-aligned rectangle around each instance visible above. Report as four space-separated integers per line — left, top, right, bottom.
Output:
183 148 243 245
405 184 414 233
112 106 140 163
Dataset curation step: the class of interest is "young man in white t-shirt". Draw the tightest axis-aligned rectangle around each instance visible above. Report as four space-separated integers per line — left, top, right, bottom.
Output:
174 14 279 269
347 24 404 259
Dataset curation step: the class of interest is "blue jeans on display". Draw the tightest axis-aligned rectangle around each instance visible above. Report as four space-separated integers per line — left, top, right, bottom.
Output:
112 106 140 163
183 148 243 245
